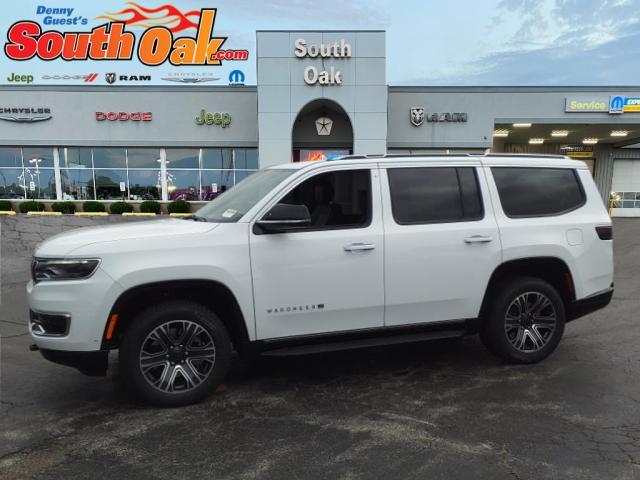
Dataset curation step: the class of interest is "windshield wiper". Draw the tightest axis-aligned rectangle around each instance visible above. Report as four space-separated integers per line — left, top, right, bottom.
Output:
184 214 208 222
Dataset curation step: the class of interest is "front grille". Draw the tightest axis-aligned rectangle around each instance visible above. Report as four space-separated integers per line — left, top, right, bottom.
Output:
30 310 70 336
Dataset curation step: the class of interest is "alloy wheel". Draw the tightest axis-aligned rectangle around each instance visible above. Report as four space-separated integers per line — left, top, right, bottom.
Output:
504 291 557 353
139 320 216 393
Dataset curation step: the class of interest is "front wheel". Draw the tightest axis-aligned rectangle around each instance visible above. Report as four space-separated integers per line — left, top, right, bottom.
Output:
119 301 232 407
480 277 566 364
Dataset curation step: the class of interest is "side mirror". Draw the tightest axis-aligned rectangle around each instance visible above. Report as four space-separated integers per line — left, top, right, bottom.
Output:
254 203 311 234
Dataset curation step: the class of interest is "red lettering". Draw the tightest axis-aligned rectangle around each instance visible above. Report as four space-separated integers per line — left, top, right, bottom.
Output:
62 33 91 60
38 31 64 60
95 111 152 122
4 21 40 60
89 25 109 59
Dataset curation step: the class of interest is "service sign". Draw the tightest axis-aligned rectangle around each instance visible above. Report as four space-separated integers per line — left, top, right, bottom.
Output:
0 1 252 85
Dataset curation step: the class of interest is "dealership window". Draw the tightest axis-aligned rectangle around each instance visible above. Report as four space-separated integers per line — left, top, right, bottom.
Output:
492 167 585 217
0 147 56 199
0 148 25 199
126 148 161 200
387 167 483 224
3 147 258 201
611 192 640 208
128 169 161 200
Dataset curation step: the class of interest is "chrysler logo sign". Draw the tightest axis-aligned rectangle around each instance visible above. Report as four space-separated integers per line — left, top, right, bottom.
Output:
0 107 52 123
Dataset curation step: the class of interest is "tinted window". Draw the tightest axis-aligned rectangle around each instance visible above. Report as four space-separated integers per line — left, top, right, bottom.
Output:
279 169 371 230
388 167 483 224
492 167 585 217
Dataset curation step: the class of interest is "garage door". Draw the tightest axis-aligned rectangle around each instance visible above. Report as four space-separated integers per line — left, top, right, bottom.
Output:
611 159 640 217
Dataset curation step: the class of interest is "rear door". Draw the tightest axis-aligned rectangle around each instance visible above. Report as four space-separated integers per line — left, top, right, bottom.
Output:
381 161 502 326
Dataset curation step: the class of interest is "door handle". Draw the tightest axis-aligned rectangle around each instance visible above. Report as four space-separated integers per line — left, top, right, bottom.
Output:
344 242 376 252
464 235 493 244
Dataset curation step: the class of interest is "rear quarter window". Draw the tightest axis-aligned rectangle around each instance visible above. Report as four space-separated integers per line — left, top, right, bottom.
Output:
491 167 586 218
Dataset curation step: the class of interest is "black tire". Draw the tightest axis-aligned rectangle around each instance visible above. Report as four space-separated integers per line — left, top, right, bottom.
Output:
480 276 566 364
119 300 232 407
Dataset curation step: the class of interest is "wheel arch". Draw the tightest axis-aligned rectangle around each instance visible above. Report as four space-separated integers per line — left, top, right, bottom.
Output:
102 279 251 354
478 257 575 326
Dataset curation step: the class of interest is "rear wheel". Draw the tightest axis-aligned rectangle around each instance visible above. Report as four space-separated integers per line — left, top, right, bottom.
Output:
480 276 565 364
119 300 232 407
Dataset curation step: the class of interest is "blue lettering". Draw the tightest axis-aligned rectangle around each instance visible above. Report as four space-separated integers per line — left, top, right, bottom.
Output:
36 5 45 14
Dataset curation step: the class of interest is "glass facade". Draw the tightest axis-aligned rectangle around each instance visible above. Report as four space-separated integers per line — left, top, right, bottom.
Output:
0 147 56 199
1 146 258 201
611 192 640 208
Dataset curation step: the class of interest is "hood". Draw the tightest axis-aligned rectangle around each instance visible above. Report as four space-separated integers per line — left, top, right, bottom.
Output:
35 219 219 257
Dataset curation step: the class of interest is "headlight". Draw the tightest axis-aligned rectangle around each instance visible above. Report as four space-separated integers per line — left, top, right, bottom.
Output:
31 258 100 282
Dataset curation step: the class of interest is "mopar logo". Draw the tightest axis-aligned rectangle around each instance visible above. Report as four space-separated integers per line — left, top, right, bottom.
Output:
229 69 245 85
610 96 624 114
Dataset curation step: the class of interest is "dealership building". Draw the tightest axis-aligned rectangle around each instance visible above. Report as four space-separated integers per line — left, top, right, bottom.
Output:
2 30 640 216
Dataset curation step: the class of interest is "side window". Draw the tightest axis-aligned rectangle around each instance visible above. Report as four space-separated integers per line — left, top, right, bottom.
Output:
491 167 585 217
387 167 484 225
279 169 371 230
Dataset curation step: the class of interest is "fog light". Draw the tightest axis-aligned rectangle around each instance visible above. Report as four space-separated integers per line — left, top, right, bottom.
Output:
30 310 70 336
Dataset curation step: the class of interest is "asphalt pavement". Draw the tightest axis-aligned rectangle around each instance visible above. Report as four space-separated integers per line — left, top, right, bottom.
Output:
1 219 639 479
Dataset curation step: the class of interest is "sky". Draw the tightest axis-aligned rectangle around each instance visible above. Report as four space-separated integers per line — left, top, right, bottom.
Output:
1 0 639 85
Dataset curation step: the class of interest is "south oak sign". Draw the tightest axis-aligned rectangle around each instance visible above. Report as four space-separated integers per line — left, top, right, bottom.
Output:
3 8 249 66
294 38 351 85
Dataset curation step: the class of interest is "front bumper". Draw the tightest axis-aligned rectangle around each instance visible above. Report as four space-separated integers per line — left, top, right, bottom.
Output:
27 267 124 351
567 286 614 321
37 347 109 376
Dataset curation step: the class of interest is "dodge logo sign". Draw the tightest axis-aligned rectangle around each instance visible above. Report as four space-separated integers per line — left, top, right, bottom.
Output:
96 111 152 121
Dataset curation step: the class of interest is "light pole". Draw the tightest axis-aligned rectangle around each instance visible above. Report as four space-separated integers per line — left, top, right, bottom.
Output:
28 157 43 199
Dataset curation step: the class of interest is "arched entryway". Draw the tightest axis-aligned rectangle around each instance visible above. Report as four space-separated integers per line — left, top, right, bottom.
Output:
291 99 353 162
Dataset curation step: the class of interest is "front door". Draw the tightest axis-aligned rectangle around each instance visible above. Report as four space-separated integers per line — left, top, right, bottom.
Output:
250 167 384 339
381 164 502 326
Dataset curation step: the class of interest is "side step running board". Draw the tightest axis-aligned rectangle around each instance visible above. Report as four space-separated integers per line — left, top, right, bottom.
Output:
260 328 466 357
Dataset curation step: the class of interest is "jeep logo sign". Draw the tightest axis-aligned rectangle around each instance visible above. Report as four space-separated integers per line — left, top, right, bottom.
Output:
295 38 351 86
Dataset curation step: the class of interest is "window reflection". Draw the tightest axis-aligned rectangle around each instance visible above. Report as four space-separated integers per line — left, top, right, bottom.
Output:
0 147 258 200
202 148 233 169
128 170 161 200
127 148 161 168
167 170 200 200
61 169 94 200
166 149 199 169
201 170 234 200
95 169 126 200
0 147 23 168
61 147 92 168
23 147 54 169
93 148 126 168
0 168 25 199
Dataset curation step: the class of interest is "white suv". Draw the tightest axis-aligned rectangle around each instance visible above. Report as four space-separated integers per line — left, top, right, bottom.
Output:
28 154 614 406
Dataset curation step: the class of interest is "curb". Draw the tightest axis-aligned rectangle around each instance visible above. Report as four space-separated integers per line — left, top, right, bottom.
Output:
122 212 157 216
27 211 62 216
74 212 109 216
0 211 16 215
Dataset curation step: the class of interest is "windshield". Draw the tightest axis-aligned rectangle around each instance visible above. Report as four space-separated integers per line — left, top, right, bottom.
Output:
196 169 295 222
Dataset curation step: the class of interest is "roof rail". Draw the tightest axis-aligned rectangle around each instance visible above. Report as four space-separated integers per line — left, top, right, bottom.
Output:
339 152 568 160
